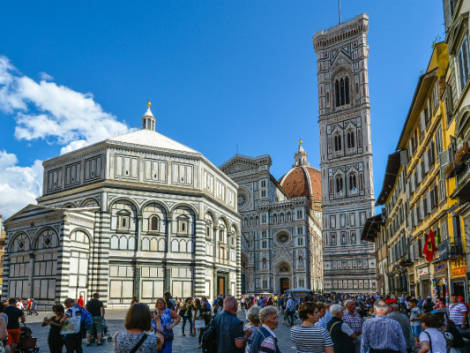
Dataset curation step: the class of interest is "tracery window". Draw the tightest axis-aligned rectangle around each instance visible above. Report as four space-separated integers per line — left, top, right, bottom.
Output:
335 175 343 194
334 133 342 152
347 130 355 148
349 172 357 192
335 76 350 106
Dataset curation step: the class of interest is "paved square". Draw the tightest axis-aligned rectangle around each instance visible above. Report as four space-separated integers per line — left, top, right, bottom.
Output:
25 310 298 353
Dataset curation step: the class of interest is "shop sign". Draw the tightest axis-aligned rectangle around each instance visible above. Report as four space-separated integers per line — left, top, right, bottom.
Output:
417 266 429 277
434 262 447 274
450 258 467 277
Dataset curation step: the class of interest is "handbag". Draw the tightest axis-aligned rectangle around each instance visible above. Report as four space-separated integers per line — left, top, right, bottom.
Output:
130 334 147 353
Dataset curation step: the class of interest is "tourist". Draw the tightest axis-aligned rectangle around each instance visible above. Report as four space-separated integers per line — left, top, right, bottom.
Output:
26 299 32 316
114 303 164 352
290 302 334 353
180 297 194 336
418 313 447 353
315 300 332 329
0 304 7 353
5 298 25 353
249 306 281 353
285 297 296 327
86 293 105 346
423 297 434 313
211 296 250 353
449 295 467 331
164 292 175 311
410 298 422 346
77 295 84 308
153 297 180 353
61 298 84 353
360 301 406 353
42 304 65 353
31 299 38 316
131 296 139 305
196 300 212 348
245 306 261 353
387 303 413 353
327 304 356 353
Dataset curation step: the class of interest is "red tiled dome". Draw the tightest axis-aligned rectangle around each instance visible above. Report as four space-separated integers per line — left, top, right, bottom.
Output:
279 166 322 200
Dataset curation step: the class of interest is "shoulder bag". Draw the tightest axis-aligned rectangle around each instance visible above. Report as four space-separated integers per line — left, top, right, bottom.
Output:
130 334 147 353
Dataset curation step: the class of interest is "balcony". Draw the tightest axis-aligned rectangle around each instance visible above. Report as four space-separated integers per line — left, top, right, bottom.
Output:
450 242 464 257
439 239 450 260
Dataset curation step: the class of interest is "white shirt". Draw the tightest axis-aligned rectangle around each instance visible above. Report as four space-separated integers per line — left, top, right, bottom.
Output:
419 328 447 353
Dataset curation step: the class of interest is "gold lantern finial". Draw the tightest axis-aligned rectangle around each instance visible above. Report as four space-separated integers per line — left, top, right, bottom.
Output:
299 139 303 146
147 101 151 108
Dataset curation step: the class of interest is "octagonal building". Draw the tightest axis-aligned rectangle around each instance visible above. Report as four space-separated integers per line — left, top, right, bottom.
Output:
3 104 241 308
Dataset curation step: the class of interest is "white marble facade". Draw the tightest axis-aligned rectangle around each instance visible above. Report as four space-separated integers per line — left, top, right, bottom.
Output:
3 105 241 308
313 14 376 293
221 145 323 294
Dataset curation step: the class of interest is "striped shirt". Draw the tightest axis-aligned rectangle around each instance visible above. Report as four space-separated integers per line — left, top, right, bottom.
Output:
449 303 467 325
290 325 334 353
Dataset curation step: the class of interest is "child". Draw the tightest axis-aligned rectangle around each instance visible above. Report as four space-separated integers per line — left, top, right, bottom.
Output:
410 299 422 346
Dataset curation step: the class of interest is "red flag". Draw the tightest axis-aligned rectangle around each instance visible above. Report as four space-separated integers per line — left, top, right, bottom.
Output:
423 229 438 261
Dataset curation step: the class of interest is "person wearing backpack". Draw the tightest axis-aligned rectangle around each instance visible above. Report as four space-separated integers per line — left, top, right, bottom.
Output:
61 298 85 353
86 293 105 346
249 306 281 353
418 313 447 353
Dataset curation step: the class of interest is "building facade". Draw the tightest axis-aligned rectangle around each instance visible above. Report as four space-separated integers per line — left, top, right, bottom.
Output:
3 104 241 308
221 143 323 294
313 14 376 292
443 0 470 301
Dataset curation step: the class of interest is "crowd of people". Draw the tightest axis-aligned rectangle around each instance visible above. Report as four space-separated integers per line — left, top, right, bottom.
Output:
0 291 468 353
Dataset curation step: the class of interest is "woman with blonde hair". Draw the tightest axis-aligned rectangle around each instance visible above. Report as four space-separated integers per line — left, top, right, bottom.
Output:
153 298 180 353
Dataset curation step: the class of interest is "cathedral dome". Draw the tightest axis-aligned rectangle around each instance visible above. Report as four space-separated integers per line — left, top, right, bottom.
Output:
278 141 322 200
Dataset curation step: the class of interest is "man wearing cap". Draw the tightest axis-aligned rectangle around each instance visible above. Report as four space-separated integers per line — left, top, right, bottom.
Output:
86 293 105 346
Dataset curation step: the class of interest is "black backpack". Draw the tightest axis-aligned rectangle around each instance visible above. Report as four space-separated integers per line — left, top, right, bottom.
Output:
201 318 217 353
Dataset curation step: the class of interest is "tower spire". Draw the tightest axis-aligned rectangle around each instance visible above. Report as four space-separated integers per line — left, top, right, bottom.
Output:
293 139 309 167
338 0 341 24
142 101 156 131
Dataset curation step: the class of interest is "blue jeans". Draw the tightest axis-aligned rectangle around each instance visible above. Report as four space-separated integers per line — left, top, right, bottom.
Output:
182 316 193 335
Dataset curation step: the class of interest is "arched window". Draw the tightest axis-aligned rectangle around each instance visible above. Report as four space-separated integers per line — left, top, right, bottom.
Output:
110 236 119 249
347 130 355 148
349 172 357 191
149 215 159 231
335 175 343 194
340 78 345 105
280 213 285 223
335 80 340 107
273 214 278 224
341 232 347 245
330 233 336 246
334 133 342 151
351 232 356 244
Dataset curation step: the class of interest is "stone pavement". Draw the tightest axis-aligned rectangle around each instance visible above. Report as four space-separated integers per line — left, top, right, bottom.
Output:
24 309 298 352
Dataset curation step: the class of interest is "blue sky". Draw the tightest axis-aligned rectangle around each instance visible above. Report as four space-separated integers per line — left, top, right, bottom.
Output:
0 0 445 217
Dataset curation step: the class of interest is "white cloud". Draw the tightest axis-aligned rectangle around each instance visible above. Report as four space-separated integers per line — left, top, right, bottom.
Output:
0 150 43 219
39 72 53 81
0 55 130 152
0 55 132 217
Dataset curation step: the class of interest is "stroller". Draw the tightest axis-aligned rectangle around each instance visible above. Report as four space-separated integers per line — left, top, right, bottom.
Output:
15 324 39 353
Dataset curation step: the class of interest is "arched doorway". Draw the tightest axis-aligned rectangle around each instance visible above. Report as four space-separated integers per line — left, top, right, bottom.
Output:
278 262 291 293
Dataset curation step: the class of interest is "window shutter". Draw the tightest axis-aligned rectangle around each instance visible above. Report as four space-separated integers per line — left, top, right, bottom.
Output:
424 150 430 173
426 192 432 214
417 164 422 183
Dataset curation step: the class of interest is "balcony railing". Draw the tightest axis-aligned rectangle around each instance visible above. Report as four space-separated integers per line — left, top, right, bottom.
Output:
450 242 464 257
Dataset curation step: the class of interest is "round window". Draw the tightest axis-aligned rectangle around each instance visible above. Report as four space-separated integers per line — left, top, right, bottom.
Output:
277 233 289 243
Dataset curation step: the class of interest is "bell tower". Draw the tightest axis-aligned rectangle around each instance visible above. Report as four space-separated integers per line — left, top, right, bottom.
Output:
313 14 376 293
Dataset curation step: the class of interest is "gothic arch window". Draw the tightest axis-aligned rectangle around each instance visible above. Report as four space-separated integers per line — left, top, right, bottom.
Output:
335 76 350 107
335 175 344 194
119 236 128 250
280 213 285 223
149 215 159 232
298 256 304 268
334 132 342 152
287 212 292 221
335 80 340 107
273 214 278 224
347 130 355 148
349 172 357 192
341 232 347 245
35 229 59 249
110 236 118 249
